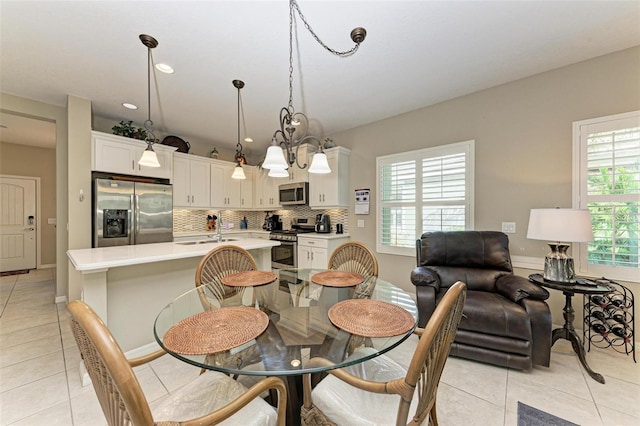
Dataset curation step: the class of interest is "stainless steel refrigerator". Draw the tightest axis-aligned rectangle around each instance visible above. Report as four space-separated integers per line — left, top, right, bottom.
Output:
93 178 173 247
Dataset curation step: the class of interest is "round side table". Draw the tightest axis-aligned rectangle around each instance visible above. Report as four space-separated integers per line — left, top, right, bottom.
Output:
529 273 613 384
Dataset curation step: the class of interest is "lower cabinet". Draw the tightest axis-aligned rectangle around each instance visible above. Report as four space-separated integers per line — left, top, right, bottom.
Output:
297 235 350 269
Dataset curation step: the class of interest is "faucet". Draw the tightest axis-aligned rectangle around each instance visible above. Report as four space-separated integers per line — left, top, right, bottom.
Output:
216 211 223 242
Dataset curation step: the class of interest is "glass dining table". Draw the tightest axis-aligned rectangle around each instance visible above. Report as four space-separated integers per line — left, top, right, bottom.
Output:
154 268 418 425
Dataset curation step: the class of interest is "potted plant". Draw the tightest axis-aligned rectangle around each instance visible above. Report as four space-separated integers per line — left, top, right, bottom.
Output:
112 120 148 140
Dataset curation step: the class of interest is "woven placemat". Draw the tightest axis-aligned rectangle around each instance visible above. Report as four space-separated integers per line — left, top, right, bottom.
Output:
163 307 269 355
311 271 364 287
328 299 415 337
221 270 277 287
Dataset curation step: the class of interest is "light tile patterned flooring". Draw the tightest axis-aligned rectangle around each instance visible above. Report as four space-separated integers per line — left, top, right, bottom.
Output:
1 269 639 425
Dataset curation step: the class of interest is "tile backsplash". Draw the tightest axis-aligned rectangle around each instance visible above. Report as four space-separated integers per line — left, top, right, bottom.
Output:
174 207 348 234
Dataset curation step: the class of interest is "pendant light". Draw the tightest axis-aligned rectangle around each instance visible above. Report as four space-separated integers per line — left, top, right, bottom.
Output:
138 34 160 168
262 0 366 176
231 79 247 180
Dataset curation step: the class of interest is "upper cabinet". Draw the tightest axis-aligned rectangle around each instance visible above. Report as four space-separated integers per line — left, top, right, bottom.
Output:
210 161 254 209
91 131 175 179
173 153 211 208
309 147 351 209
253 168 281 210
287 144 310 183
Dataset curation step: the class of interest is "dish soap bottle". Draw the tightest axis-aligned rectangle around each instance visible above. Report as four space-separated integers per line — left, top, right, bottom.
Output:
240 216 248 229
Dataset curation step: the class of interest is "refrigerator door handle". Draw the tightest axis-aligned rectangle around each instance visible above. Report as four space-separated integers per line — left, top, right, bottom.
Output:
134 194 141 243
128 194 135 245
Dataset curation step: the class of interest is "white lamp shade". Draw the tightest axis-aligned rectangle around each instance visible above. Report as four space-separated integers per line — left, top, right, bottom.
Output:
231 165 246 179
268 168 289 178
308 152 331 174
138 147 160 168
262 145 289 170
527 209 594 242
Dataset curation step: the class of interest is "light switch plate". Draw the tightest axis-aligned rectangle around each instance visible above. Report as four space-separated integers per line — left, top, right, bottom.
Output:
501 222 516 233
357 220 365 228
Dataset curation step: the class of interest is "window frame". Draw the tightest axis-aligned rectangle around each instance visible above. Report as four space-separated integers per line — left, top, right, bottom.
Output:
376 140 475 257
572 110 640 283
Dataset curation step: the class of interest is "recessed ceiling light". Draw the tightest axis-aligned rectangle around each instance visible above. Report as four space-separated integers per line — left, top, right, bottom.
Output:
122 103 138 110
244 137 253 143
155 63 174 74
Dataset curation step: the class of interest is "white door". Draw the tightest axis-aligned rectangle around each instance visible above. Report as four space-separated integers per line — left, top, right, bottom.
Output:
0 177 36 272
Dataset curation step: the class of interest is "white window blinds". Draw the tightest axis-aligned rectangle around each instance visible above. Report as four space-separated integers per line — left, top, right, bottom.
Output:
377 141 474 256
573 111 640 282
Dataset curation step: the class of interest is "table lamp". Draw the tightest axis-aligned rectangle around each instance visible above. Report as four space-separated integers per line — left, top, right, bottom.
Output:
527 208 594 283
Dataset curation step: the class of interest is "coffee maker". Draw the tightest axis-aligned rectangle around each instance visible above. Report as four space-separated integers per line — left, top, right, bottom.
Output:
263 213 282 231
315 214 331 233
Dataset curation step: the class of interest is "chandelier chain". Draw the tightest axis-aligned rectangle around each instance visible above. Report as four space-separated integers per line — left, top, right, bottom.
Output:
288 0 295 109
291 0 362 57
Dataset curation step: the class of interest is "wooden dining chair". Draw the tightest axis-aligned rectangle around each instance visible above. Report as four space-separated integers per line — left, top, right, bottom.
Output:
67 300 287 426
195 245 258 309
194 245 268 380
301 281 467 426
328 241 379 277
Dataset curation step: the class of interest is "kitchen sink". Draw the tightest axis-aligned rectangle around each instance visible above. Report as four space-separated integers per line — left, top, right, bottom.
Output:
176 238 237 245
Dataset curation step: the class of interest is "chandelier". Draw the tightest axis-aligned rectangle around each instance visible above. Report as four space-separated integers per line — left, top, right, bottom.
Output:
137 34 161 168
262 0 366 177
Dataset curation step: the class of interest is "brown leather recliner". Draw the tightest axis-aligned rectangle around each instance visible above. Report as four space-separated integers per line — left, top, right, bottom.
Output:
411 231 551 370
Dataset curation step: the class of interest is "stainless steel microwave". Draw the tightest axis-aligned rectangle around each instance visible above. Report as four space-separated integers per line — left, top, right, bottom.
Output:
279 182 309 205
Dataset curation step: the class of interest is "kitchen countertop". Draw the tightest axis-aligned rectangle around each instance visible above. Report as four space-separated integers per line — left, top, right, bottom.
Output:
296 233 351 240
173 229 269 238
67 238 279 272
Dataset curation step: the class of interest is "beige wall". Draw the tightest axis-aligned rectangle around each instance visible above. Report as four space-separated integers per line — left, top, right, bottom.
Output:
66 96 92 301
0 142 57 265
0 93 68 300
333 46 640 323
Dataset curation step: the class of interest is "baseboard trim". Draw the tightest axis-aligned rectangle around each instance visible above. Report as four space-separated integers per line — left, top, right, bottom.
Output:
38 264 56 269
511 255 543 271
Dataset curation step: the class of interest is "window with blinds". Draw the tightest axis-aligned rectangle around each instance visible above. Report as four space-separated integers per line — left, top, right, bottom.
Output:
377 140 474 256
573 111 640 282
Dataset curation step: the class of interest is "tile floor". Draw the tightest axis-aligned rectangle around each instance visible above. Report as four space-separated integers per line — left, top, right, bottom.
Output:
1 269 639 425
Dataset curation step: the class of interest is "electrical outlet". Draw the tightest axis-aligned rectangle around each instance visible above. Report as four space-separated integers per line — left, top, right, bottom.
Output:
501 222 516 233
357 220 365 228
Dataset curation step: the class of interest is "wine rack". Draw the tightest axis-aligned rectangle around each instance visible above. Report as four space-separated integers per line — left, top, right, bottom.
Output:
583 278 635 362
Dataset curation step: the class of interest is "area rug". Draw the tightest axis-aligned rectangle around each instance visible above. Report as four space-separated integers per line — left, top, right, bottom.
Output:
0 269 30 277
517 402 579 426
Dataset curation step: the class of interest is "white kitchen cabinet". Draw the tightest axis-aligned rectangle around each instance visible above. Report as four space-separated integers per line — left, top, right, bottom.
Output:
92 131 175 179
297 235 350 269
309 147 350 209
240 167 254 209
173 153 211 207
287 144 310 183
210 161 254 209
253 168 281 210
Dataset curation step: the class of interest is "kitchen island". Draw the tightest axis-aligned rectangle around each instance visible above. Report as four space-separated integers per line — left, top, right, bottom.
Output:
67 237 279 352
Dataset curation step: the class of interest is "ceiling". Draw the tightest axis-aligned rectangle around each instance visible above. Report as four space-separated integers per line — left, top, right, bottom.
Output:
1 1 639 156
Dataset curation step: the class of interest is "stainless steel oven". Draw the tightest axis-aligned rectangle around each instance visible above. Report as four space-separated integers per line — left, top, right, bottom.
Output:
270 231 298 269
